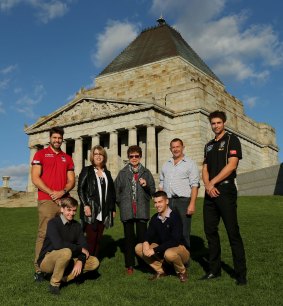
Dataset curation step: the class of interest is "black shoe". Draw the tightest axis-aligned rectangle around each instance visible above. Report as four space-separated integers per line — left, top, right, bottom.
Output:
34 272 45 282
199 272 221 280
75 274 85 285
235 276 247 286
49 284 60 295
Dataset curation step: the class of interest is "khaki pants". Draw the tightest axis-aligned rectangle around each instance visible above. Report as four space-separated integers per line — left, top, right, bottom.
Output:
34 200 61 271
40 248 99 287
135 243 190 274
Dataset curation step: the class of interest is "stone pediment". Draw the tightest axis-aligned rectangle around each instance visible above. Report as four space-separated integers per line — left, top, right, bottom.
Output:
26 99 146 133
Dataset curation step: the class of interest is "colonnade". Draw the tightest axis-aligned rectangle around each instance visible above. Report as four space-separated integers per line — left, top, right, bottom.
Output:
27 125 159 192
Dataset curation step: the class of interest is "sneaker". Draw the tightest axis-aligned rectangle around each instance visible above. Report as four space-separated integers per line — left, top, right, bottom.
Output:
34 271 45 282
49 284 60 295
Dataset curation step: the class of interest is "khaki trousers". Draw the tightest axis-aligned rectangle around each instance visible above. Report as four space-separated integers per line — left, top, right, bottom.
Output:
40 248 99 287
135 243 190 274
34 200 61 271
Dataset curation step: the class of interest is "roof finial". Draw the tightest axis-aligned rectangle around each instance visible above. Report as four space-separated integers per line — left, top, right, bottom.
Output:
157 14 166 26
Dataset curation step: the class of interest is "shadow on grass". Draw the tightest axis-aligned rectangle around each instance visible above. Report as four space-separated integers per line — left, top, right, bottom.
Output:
98 234 118 261
190 235 236 279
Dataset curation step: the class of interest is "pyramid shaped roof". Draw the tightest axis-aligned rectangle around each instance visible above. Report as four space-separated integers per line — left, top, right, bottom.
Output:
99 20 221 83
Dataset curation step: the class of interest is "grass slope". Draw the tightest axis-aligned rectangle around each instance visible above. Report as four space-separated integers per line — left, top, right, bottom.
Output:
0 196 282 305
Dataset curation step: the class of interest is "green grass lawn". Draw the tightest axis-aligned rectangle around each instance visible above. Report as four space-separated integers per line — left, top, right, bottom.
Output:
0 196 283 305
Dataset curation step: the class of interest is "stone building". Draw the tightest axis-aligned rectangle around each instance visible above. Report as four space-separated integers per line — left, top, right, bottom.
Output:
25 18 279 192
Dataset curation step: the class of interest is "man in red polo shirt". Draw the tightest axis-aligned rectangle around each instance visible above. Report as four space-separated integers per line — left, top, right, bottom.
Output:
31 126 75 281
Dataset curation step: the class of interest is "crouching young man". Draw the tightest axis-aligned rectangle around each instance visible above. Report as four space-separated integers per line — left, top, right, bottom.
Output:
135 191 190 282
37 197 99 295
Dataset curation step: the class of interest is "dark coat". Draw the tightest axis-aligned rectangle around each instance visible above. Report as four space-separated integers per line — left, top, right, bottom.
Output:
114 164 156 222
78 166 116 224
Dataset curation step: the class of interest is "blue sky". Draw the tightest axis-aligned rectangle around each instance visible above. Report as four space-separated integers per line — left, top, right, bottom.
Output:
0 0 282 190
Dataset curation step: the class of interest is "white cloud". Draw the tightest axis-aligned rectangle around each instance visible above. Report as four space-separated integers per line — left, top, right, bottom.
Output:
0 101 5 113
0 0 21 11
0 64 17 74
0 163 29 191
0 65 17 91
0 0 71 23
30 0 69 24
244 96 257 108
14 83 46 118
92 20 139 68
150 0 283 83
0 78 10 90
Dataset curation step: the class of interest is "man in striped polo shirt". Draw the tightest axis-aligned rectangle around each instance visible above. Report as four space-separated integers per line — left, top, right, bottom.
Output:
159 138 199 249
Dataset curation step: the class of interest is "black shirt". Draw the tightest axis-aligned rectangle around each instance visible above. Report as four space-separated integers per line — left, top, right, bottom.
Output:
37 215 88 266
203 132 242 181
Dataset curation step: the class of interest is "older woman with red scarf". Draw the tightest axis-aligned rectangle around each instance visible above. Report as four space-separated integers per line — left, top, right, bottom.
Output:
115 145 155 274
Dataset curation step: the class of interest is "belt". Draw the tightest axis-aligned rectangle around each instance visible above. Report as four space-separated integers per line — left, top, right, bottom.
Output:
171 195 188 199
217 180 234 186
172 195 180 198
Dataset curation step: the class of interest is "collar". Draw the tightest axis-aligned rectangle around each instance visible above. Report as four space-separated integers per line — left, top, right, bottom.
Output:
169 155 187 164
60 214 69 225
157 207 172 222
214 131 227 142
47 146 62 155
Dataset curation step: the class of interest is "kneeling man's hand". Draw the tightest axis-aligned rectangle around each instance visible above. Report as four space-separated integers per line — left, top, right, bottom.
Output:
72 261 83 277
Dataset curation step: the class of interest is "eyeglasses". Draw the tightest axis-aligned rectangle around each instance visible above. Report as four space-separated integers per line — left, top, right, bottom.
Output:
129 155 140 159
94 153 104 157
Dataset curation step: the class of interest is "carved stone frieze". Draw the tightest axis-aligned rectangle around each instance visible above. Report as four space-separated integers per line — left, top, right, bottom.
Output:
33 100 141 131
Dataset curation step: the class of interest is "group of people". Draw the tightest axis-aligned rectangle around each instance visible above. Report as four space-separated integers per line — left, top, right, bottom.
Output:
31 110 247 295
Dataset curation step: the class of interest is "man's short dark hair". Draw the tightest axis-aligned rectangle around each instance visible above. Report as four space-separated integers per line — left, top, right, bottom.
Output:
127 145 142 158
153 190 168 199
170 138 183 147
208 111 227 123
60 197 78 208
49 126 64 137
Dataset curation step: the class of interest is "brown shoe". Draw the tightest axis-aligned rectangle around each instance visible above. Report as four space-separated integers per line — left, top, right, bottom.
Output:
148 272 167 281
178 270 188 282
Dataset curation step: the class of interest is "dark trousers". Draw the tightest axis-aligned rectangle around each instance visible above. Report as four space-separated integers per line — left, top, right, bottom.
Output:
123 219 147 268
85 221 105 257
169 197 191 248
203 183 247 278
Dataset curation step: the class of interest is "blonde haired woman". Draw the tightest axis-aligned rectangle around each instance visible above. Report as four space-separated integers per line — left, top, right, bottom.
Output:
78 145 116 257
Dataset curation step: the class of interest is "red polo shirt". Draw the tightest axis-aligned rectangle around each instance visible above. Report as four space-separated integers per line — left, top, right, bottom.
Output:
31 146 74 200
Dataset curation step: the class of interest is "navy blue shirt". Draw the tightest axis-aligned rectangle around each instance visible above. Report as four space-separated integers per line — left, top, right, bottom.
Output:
145 210 186 255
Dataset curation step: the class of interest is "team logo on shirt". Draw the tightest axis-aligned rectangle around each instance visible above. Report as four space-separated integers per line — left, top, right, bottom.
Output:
230 150 237 155
218 141 225 151
206 144 214 153
61 156 66 162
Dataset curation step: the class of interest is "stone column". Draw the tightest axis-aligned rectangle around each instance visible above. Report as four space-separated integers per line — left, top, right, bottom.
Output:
27 146 38 192
146 125 156 174
91 134 100 147
1 176 10 199
61 140 67 153
128 127 137 146
2 176 10 188
74 137 83 177
109 131 118 177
